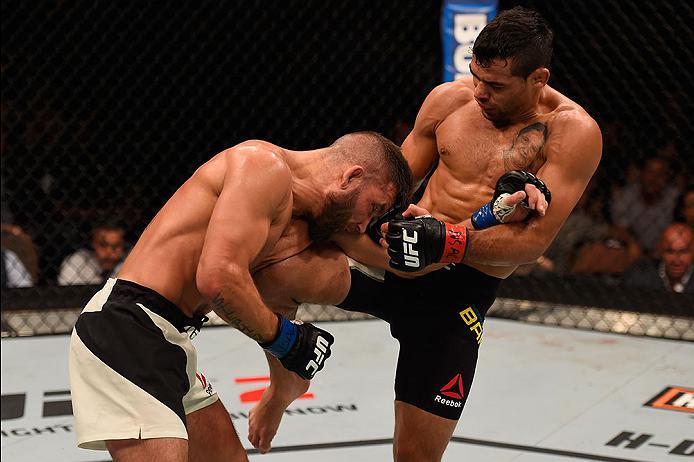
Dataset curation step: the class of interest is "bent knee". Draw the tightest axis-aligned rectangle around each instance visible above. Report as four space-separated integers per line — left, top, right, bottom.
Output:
298 245 350 305
253 244 350 307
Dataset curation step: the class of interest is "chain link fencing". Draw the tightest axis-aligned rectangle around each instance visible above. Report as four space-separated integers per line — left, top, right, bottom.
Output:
1 1 693 339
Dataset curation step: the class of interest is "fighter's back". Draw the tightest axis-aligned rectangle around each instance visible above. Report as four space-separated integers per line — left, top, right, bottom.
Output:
118 140 294 315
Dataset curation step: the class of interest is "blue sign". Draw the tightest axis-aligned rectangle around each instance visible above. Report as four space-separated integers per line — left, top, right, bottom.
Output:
441 0 498 82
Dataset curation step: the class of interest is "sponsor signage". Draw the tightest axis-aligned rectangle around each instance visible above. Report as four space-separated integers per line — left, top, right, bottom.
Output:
606 431 693 456
441 0 498 81
644 386 694 414
1 377 358 441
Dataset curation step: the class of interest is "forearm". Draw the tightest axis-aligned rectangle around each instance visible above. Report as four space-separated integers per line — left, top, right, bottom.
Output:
464 221 549 266
204 267 279 343
332 233 390 270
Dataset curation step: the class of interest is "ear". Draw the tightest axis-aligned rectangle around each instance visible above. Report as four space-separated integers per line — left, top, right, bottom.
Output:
529 68 550 88
340 165 364 189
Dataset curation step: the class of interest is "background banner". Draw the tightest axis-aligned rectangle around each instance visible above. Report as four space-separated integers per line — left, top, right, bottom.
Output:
442 0 498 81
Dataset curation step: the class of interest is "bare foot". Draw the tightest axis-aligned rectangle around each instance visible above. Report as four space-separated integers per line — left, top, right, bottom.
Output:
248 373 309 453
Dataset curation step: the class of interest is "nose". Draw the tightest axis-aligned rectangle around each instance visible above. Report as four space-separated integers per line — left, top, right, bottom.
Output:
474 82 489 102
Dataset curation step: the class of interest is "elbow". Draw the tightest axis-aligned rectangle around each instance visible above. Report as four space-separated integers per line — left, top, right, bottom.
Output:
196 261 244 301
516 238 552 265
518 250 544 265
516 221 554 264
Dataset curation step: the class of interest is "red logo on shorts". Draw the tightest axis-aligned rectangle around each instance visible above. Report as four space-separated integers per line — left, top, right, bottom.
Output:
196 372 208 389
440 373 465 400
196 372 214 396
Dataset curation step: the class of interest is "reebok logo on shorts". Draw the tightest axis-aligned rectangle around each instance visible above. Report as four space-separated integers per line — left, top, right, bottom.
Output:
434 373 464 408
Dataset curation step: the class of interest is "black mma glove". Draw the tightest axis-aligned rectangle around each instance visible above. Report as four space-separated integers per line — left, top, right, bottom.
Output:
471 170 552 229
385 215 468 272
367 207 405 244
260 314 334 380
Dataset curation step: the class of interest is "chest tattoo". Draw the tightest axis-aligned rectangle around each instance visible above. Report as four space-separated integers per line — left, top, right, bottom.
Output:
503 122 547 171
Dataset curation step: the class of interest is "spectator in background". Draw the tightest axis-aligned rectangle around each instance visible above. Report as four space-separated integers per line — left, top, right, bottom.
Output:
570 223 641 278
58 220 126 285
610 155 680 256
1 249 33 288
527 177 610 274
674 184 694 228
516 176 640 277
623 223 693 294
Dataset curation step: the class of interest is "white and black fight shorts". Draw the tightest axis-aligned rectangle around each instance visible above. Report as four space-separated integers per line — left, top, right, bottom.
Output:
68 278 218 450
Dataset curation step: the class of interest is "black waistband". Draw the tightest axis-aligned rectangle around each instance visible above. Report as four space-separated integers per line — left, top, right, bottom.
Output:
400 262 502 289
383 262 502 319
111 279 207 333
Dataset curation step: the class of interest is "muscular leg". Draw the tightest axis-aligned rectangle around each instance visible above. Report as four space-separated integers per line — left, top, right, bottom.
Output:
393 401 456 462
106 400 247 462
187 399 248 462
248 243 351 452
253 243 351 309
106 438 187 462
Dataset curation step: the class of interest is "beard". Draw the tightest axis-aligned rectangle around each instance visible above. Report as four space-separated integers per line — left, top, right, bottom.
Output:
308 189 359 242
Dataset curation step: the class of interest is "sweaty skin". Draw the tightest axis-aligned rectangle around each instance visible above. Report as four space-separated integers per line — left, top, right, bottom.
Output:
248 67 602 456
118 140 395 341
80 133 405 462
341 73 602 278
118 141 295 341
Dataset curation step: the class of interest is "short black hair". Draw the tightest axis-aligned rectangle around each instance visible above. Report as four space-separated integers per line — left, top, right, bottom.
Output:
472 6 554 78
91 217 124 235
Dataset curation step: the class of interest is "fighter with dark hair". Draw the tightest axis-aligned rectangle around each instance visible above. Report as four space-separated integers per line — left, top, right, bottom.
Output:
250 7 601 461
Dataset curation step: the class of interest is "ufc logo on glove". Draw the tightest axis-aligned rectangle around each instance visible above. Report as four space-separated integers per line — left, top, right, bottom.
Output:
402 229 420 268
261 315 335 380
306 335 330 376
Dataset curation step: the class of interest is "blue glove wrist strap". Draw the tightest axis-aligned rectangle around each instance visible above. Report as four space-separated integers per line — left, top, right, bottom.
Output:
260 315 298 359
471 202 500 230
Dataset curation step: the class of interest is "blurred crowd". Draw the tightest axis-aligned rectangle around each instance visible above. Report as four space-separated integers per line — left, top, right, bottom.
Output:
1 101 136 288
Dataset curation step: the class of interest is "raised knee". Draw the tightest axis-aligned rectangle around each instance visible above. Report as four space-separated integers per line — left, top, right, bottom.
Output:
253 245 350 308
330 256 351 303
308 248 350 305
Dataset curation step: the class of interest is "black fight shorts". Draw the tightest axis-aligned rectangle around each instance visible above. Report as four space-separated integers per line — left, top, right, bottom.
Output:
337 262 501 420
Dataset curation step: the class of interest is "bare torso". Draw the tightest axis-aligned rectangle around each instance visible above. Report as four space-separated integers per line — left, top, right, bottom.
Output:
249 79 599 292
118 141 305 316
418 78 587 278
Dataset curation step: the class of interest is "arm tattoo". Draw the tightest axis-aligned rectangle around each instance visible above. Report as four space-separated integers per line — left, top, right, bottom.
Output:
209 294 264 342
503 122 547 171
